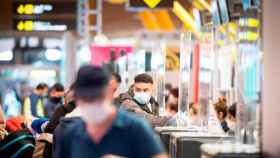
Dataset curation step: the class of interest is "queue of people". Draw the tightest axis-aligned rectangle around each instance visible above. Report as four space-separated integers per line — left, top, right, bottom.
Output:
0 64 238 158
0 65 170 158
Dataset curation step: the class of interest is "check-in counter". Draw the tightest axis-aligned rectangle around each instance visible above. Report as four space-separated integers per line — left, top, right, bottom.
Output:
200 143 261 158
169 132 232 158
155 126 198 152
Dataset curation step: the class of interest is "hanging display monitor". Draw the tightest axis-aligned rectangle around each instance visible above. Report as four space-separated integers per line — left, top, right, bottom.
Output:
12 0 77 32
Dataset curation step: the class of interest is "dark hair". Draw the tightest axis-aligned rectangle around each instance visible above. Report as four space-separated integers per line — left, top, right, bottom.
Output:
228 103 237 118
170 88 179 98
74 65 110 101
36 83 48 90
214 102 227 119
165 83 173 91
112 72 122 83
134 73 153 84
189 102 198 114
51 83 64 92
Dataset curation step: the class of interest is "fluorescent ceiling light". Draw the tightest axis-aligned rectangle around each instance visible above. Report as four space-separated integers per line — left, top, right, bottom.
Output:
0 50 13 61
45 48 62 61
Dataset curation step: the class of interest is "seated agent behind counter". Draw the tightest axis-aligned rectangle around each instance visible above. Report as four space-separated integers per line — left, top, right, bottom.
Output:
54 65 168 158
116 73 172 127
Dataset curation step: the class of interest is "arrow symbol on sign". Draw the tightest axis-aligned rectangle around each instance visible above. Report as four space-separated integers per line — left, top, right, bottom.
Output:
143 0 162 8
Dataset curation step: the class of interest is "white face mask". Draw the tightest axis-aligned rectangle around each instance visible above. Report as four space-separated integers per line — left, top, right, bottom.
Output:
79 102 111 125
134 92 151 105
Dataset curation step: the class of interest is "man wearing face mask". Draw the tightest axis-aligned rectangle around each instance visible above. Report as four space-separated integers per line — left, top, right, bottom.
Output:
44 83 65 118
116 73 172 127
53 65 168 158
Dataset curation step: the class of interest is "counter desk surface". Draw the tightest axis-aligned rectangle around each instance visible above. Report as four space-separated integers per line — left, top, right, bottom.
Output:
200 143 261 158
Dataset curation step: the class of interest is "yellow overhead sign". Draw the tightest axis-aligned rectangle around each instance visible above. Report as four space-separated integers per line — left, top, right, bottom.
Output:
143 0 162 8
172 1 200 38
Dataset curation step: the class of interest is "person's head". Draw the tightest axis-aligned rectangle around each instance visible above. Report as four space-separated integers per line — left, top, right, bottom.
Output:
35 83 48 96
74 65 114 125
189 102 199 115
49 83 65 103
110 72 121 95
214 101 227 121
228 103 237 122
133 73 154 104
167 88 179 106
64 84 75 105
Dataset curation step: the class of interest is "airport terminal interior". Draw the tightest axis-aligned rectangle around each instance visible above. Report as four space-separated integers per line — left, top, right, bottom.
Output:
0 0 280 158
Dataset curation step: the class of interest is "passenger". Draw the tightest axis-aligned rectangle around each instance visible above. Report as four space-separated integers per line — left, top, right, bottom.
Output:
214 101 230 132
164 83 173 102
165 88 179 116
227 103 237 131
23 83 48 118
116 73 172 127
111 72 122 95
188 102 200 126
43 85 76 133
44 83 65 118
31 85 76 134
53 65 168 158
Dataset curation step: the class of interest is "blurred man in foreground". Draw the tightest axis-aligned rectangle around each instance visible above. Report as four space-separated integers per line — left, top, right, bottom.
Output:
116 73 171 127
54 65 167 158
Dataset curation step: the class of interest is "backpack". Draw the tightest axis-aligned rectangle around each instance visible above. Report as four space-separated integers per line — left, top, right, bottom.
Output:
32 133 53 158
0 129 35 158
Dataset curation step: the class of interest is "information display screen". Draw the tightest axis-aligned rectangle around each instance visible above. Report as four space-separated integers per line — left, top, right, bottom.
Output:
12 0 77 31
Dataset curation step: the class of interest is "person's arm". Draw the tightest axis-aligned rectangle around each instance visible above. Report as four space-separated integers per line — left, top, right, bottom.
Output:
44 105 67 133
132 117 168 158
0 106 7 140
122 100 171 127
23 97 32 117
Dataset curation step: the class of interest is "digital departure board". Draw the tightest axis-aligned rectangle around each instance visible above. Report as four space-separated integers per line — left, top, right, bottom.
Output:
12 0 77 32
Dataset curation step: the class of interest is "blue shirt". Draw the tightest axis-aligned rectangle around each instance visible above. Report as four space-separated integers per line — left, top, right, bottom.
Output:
53 109 165 158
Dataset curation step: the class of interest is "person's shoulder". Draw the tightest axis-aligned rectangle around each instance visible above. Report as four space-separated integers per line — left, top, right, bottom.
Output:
56 117 84 136
118 109 150 129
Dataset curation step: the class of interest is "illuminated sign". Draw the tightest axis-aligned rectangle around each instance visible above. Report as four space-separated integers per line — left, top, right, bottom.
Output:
13 2 77 15
16 4 53 15
127 0 173 11
12 1 77 32
13 19 76 32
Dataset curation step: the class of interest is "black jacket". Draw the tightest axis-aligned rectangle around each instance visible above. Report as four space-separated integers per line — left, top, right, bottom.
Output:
44 102 76 134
